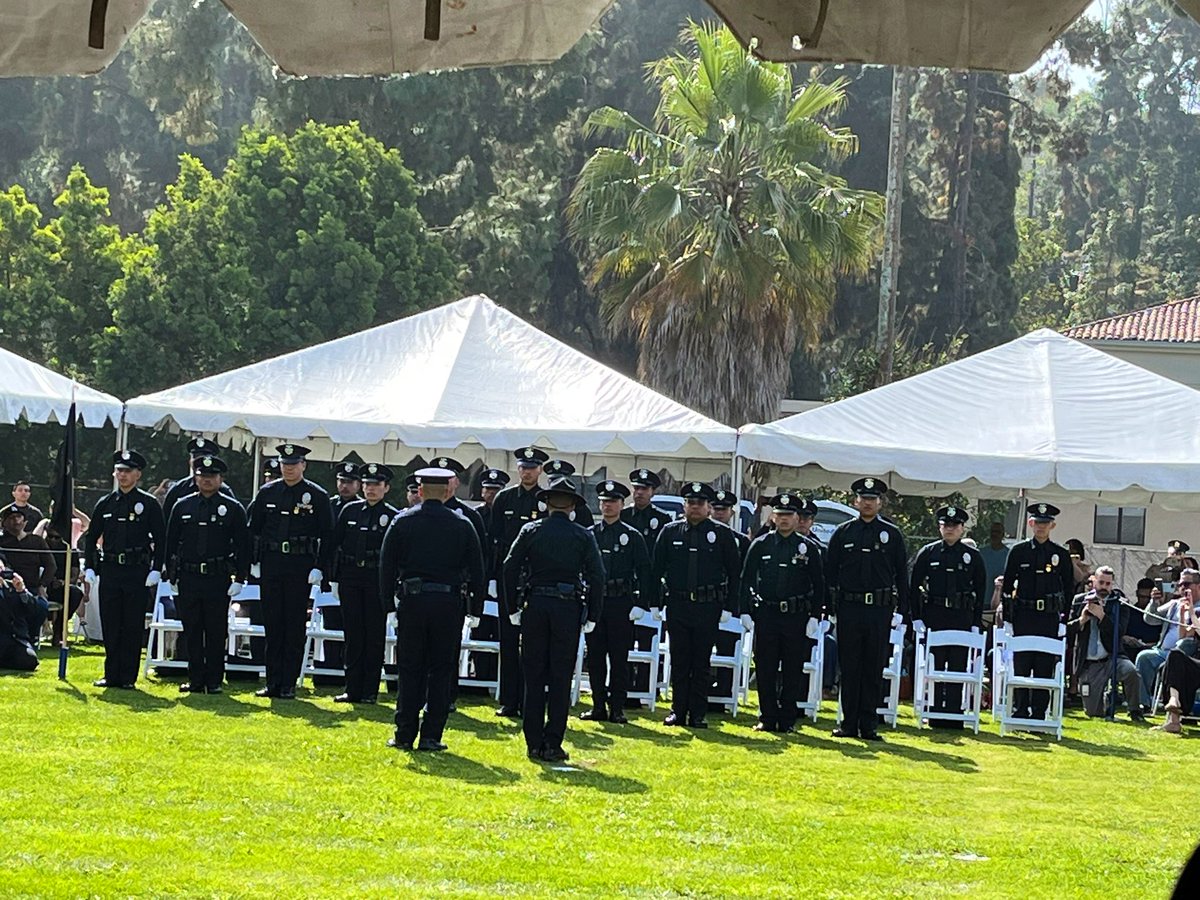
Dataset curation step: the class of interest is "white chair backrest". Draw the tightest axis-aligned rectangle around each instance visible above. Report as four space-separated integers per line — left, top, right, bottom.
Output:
312 591 339 608
1006 635 1066 658
719 616 748 636
482 599 499 618
925 629 986 651
156 581 175 600
239 584 262 602
889 624 906 647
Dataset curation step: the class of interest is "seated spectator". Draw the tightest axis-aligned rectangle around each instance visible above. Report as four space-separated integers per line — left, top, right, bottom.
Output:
1124 578 1162 660
1135 571 1195 710
0 479 45 531
0 506 55 635
1155 579 1200 733
1145 539 1190 583
0 569 42 670
1066 566 1143 721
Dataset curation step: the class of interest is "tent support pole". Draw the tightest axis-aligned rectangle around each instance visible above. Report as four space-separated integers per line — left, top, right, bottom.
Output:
113 409 128 490
732 454 744 501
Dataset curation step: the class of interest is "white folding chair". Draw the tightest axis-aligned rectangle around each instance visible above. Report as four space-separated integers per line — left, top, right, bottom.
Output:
708 616 751 716
796 618 830 723
458 599 502 698
570 630 587 706
144 582 186 675
299 590 345 686
877 623 907 727
990 623 1011 720
226 583 266 678
628 609 665 711
998 634 1067 739
382 611 399 686
913 628 987 733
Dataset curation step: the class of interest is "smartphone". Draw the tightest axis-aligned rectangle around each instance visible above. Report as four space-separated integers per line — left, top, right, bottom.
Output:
1162 581 1176 596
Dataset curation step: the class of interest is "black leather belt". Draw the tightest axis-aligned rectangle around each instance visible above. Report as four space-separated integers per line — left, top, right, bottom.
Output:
668 586 724 603
1017 595 1063 613
755 594 811 614
401 579 455 596
103 549 150 567
926 592 974 609
264 537 317 555
531 583 578 599
178 559 231 575
842 589 894 607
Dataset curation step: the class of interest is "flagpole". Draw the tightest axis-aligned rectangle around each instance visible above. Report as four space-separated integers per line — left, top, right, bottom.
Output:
58 543 72 679
58 385 78 680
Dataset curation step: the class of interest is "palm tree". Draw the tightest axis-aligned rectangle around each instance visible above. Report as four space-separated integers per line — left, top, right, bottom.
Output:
567 21 884 426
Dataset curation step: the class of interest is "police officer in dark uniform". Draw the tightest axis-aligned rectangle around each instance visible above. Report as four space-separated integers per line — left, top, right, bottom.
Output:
742 492 826 732
380 467 485 751
504 475 605 761
909 505 987 727
324 463 400 704
490 446 549 716
403 474 420 508
261 458 281 486
582 480 656 724
622 468 673 703
162 437 238 522
163 454 250 694
652 481 743 728
471 468 510 681
825 477 908 741
246 443 334 699
83 450 167 689
477 468 510 562
429 457 488 551
330 461 362 521
543 460 595 527
1001 502 1075 718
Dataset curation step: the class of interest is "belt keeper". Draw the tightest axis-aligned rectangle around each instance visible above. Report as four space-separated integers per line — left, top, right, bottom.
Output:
1036 599 1045 611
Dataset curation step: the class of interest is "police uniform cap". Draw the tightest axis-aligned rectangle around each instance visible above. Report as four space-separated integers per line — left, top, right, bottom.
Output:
1027 502 1060 522
769 493 802 513
335 461 360 481
794 496 819 517
513 447 549 467
544 459 576 477
537 475 586 506
0 505 25 521
432 456 465 475
113 449 147 471
851 476 887 497
681 481 718 503
404 474 420 491
186 437 214 457
357 462 393 484
936 505 969 525
262 458 281 477
1168 539 1191 554
712 490 736 509
193 455 228 476
276 443 312 463
596 480 630 501
415 467 455 486
480 469 510 488
628 468 662 488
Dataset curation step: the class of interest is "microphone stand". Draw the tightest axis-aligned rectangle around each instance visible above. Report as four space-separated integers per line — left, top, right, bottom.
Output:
1105 593 1121 721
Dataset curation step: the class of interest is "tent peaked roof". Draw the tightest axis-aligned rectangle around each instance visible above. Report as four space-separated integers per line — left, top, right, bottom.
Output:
737 328 1200 506
0 345 123 428
125 295 735 474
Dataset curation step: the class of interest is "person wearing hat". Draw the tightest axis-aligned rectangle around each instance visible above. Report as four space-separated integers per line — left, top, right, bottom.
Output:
261 458 282 485
246 443 334 699
710 490 750 702
162 455 250 694
478 468 510 544
909 505 987 728
542 460 595 527
161 437 239 523
403 474 420 509
322 463 401 705
652 481 743 728
741 493 826 733
503 475 604 760
429 457 489 552
581 480 656 724
1144 539 1192 587
330 461 363 521
622 468 674 704
1001 502 1075 719
825 477 908 741
82 450 167 689
379 468 486 751
489 446 550 716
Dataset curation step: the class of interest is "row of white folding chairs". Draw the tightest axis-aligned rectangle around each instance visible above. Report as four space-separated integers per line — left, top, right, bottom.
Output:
990 624 1067 739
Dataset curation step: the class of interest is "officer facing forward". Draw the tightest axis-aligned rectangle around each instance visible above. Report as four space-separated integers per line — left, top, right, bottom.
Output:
330 461 362 521
380 468 485 752
652 482 742 728
622 468 673 703
83 450 166 689
583 480 656 724
246 443 333 699
504 476 604 761
325 463 400 705
163 455 250 694
909 505 987 728
825 477 908 741
742 493 826 733
1001 502 1075 719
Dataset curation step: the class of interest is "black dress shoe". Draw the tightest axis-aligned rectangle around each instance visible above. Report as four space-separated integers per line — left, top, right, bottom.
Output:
688 717 708 729
416 739 448 752
387 737 413 751
255 686 279 698
542 746 569 762
496 705 521 718
608 712 628 724
278 690 296 700
206 685 223 694
117 683 137 690
831 727 858 738
333 693 357 703
753 721 775 732
93 678 110 688
1130 710 1147 723
527 747 544 761
861 731 884 742
179 683 203 694
447 704 457 713
663 712 684 726
359 696 377 705
579 709 607 721
779 723 797 733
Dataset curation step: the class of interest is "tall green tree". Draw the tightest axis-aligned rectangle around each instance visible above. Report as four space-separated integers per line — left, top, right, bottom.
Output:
568 22 883 425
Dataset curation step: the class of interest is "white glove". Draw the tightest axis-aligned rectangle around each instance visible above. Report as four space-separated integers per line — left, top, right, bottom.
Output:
145 570 161 588
250 563 261 579
719 610 732 624
912 619 926 635
84 568 97 586
227 582 243 598
806 616 821 639
651 607 664 621
891 611 903 627
509 611 522 627
307 568 323 586
1057 622 1067 638
467 615 481 629
330 582 340 601
582 620 596 634
487 579 498 599
739 614 754 631
629 605 646 622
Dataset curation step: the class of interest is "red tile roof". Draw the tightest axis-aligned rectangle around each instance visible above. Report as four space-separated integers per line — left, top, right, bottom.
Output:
1062 296 1200 343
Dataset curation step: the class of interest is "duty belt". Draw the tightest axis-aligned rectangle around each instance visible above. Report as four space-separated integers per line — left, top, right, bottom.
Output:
668 585 724 603
1016 594 1064 613
841 588 895 607
530 583 578 599
340 550 381 569
264 537 318 556
177 558 231 575
605 578 632 595
926 592 974 609
401 578 456 596
755 593 811 614
103 548 151 567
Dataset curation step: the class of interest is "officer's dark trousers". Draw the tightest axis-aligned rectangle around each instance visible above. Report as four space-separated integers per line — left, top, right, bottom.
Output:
1011 608 1060 717
498 605 524 710
259 559 311 692
99 564 152 685
176 573 229 689
837 600 891 735
340 574 386 701
925 607 973 722
394 594 461 744
521 594 580 753
585 594 634 715
665 601 721 721
752 609 807 729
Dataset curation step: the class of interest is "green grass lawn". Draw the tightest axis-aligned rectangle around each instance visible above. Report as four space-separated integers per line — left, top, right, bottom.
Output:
0 644 1188 898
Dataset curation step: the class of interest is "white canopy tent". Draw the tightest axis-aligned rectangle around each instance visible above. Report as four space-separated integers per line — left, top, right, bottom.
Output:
736 329 1200 510
124 294 736 479
0 344 123 428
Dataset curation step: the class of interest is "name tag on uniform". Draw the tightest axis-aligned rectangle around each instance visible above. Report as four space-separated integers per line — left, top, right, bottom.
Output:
672 541 683 547
762 555 772 561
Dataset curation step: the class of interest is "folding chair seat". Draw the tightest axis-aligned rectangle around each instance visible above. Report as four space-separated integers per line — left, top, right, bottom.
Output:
300 590 345 686
144 582 186 675
226 583 266 678
913 628 987 733
997 634 1067 739
458 598 502 698
627 608 664 711
708 616 750 716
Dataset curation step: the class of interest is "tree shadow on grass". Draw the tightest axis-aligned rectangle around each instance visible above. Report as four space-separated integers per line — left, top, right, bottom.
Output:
536 764 648 795
403 751 522 786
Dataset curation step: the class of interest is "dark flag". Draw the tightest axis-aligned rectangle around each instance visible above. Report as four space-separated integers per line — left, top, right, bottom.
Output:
51 402 76 678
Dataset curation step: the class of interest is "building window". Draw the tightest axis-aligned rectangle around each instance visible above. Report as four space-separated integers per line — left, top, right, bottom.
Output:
1094 506 1145 546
